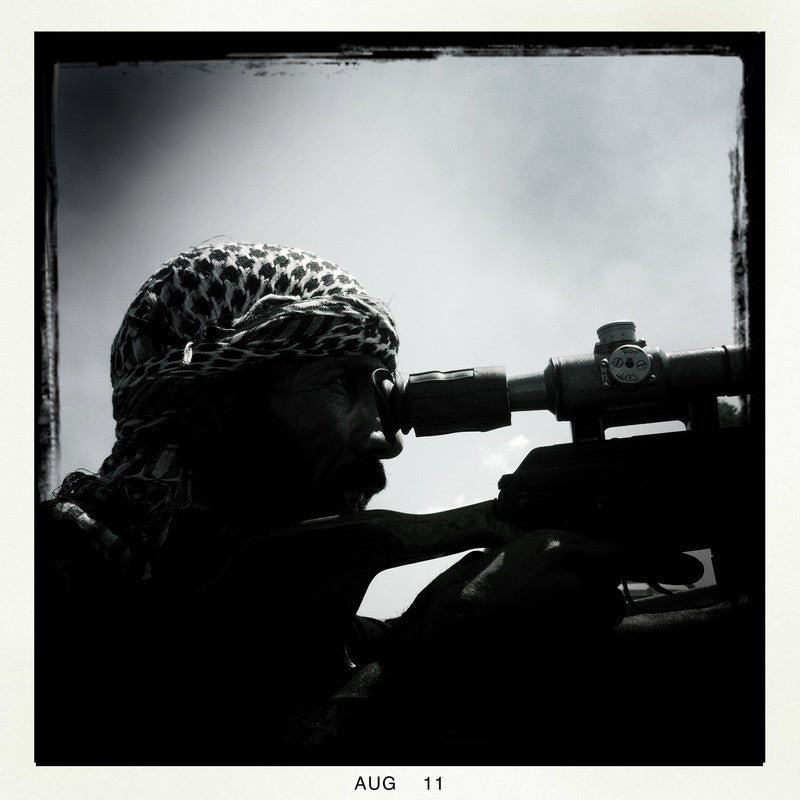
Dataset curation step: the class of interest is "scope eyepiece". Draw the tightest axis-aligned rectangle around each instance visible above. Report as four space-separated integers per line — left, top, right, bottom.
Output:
372 368 402 441
372 366 510 438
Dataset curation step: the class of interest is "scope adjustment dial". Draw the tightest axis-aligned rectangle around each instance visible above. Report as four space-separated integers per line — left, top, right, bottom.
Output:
604 344 652 387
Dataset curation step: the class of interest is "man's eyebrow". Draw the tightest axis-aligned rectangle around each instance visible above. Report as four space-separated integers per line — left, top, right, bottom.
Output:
271 357 374 386
319 357 381 376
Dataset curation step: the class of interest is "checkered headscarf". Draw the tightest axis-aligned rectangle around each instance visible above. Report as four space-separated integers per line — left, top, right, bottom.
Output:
111 242 399 439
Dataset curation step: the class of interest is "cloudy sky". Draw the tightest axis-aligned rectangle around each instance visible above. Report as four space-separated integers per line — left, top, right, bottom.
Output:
54 51 743 617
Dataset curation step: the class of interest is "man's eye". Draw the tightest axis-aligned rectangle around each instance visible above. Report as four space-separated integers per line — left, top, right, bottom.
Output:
327 371 371 399
329 375 353 393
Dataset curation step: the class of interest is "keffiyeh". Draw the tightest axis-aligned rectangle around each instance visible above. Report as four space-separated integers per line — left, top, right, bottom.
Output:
111 242 399 437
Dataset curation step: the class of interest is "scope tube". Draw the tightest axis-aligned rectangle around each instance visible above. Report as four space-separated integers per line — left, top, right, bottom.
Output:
506 370 552 414
666 345 749 397
506 344 749 419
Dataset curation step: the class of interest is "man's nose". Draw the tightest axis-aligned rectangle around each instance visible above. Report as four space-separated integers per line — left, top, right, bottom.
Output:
368 425 404 459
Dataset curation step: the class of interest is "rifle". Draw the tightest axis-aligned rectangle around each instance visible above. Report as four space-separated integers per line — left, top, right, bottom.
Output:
374 319 755 604
213 320 757 647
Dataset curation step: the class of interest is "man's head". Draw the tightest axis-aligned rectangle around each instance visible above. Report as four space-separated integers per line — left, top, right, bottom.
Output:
103 242 402 523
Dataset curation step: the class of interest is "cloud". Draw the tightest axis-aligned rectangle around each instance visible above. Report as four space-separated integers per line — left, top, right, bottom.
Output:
482 451 511 473
507 434 531 450
481 434 532 474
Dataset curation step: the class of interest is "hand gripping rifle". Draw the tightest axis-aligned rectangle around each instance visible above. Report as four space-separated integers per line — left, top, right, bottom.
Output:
210 321 756 656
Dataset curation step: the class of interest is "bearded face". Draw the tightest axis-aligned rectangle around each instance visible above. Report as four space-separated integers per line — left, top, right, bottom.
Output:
192 355 403 525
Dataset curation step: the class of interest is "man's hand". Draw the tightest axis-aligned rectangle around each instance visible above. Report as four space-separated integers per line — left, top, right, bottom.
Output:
389 529 704 656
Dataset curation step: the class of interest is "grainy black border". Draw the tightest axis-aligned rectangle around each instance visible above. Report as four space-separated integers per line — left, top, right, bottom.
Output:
34 32 765 767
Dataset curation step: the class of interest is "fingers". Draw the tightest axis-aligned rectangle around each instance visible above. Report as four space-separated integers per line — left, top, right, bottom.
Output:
423 529 704 640
522 529 705 586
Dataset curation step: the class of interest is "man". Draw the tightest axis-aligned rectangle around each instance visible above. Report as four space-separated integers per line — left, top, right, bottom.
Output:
37 242 755 765
39 242 409 763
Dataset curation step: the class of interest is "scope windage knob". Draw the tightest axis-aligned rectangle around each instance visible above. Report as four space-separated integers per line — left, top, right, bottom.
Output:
604 344 652 386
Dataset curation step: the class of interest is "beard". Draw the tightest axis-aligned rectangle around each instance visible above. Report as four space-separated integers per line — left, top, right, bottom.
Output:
234 455 388 523
196 425 390 524
322 458 388 514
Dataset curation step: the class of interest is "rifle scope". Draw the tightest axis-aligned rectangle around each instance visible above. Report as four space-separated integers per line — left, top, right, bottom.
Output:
372 321 750 440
